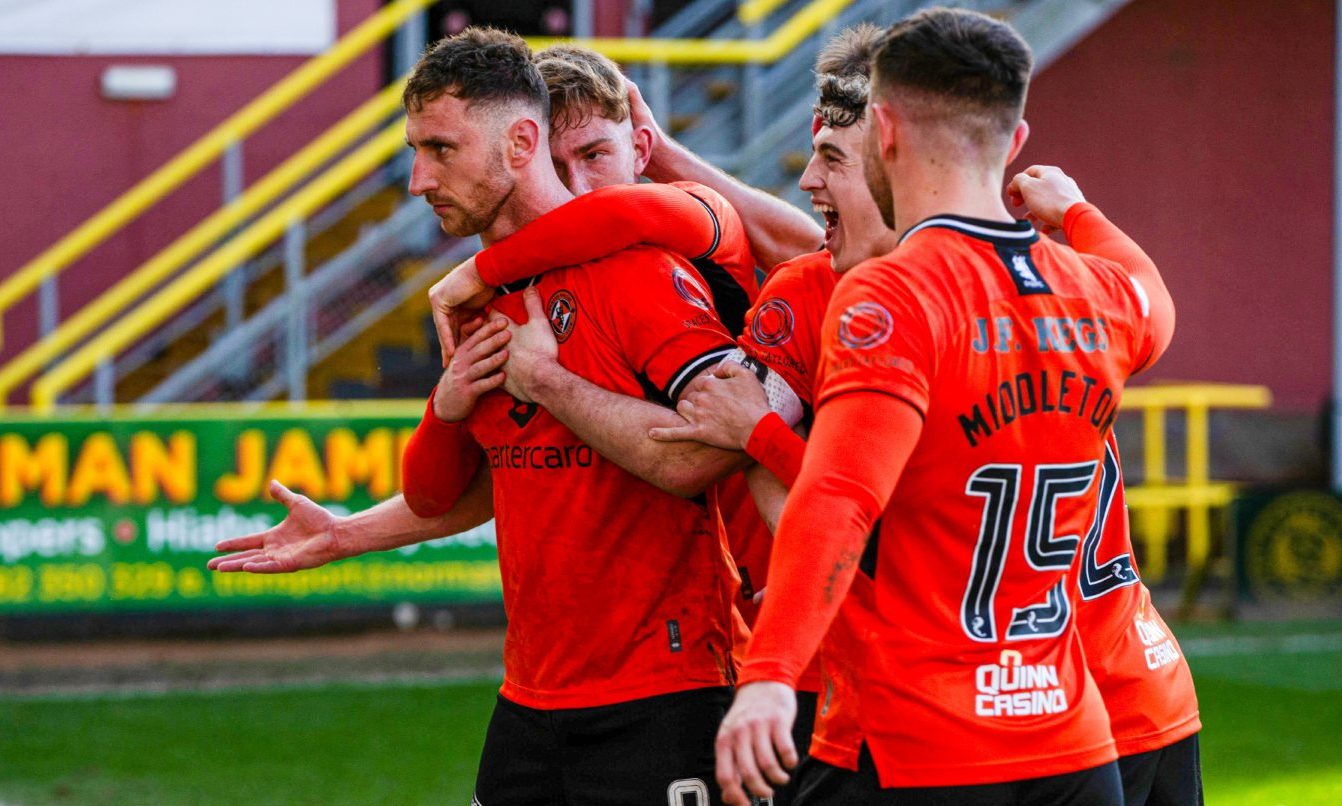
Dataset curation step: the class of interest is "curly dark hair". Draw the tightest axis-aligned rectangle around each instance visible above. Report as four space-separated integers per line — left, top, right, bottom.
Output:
813 23 882 129
403 26 549 120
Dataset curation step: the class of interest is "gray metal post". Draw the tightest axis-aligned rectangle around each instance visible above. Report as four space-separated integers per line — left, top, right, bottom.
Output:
648 61 671 132
573 0 594 37
1334 0 1342 490
285 219 308 402
625 0 651 36
221 140 247 335
394 3 427 74
743 21 763 148
94 358 114 410
39 275 58 338
393 6 428 184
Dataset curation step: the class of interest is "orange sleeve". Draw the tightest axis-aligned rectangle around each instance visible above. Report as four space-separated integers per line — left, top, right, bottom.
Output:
738 391 923 687
401 391 483 518
745 412 805 488
1063 202 1175 372
474 183 720 287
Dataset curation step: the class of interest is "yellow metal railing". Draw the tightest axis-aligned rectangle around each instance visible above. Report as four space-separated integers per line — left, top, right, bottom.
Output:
738 0 793 26
0 0 433 348
1120 383 1273 582
29 122 407 411
0 81 407 404
24 0 853 408
530 0 853 63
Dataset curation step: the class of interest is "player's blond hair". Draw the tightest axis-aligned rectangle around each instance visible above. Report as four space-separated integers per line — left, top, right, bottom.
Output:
813 23 882 129
535 45 630 134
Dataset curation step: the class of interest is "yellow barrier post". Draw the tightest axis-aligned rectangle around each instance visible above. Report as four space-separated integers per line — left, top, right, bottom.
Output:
1139 405 1170 581
1185 401 1213 572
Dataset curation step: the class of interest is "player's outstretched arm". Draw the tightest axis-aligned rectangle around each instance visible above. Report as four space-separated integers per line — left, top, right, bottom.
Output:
1008 165 1175 368
496 287 749 498
208 471 494 573
717 391 921 804
629 79 822 270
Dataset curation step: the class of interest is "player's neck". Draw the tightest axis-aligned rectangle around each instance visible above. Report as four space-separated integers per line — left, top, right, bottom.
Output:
891 159 1014 242
480 168 574 247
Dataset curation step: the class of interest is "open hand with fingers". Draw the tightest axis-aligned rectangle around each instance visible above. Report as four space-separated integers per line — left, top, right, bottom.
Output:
716 681 799 805
1007 165 1087 236
207 480 346 573
429 255 496 362
432 315 511 422
494 286 559 404
648 361 770 450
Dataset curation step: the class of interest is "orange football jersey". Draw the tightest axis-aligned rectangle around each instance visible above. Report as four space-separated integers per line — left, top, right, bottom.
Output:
470 245 739 710
765 214 1170 786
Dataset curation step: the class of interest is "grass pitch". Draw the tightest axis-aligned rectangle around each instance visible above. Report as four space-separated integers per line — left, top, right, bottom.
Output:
1 622 1339 805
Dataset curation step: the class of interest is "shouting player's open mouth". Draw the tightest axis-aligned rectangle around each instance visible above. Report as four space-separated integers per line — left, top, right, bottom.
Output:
815 201 839 247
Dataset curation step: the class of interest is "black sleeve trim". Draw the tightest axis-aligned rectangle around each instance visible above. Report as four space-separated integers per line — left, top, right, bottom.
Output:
687 192 722 261
666 346 734 403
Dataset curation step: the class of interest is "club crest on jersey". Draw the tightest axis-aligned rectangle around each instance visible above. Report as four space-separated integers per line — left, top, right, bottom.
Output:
547 290 578 343
837 301 893 350
750 298 794 347
672 267 713 311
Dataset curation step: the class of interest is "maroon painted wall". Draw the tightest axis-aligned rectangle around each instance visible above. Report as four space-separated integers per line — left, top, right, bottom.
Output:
1018 0 1333 413
0 0 382 365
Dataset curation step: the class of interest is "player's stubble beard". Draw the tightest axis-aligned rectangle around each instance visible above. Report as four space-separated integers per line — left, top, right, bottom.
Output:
862 123 895 231
438 145 516 238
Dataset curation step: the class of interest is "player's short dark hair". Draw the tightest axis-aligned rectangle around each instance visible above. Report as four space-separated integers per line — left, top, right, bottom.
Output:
813 23 881 129
403 26 549 122
870 7 1032 140
536 45 629 134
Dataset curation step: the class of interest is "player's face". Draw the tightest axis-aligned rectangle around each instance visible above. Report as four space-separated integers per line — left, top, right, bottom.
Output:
549 114 646 196
861 104 895 230
800 120 891 272
406 93 517 237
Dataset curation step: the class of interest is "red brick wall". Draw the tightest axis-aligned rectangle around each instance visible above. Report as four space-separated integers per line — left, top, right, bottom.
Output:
1018 0 1332 412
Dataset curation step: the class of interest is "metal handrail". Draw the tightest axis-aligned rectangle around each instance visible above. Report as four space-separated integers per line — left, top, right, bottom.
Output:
0 0 433 347
528 0 853 63
738 0 793 25
30 122 407 410
0 81 407 403
28 0 858 411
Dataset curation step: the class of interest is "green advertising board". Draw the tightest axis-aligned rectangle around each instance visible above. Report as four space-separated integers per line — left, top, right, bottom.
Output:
0 402 501 614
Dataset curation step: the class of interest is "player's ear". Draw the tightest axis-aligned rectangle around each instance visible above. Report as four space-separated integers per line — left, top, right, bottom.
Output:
1005 118 1030 166
631 124 653 176
505 116 543 167
869 100 898 160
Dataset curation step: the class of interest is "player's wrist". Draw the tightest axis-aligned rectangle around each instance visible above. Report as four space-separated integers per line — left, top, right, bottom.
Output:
520 356 566 405
328 516 358 561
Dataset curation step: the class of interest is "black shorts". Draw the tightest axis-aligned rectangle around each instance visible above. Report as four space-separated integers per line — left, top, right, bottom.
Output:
1118 732 1204 806
794 744 1123 806
472 686 730 806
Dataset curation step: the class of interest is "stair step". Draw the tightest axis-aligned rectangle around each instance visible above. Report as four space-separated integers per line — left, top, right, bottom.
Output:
780 150 809 174
705 79 738 101
669 113 701 135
